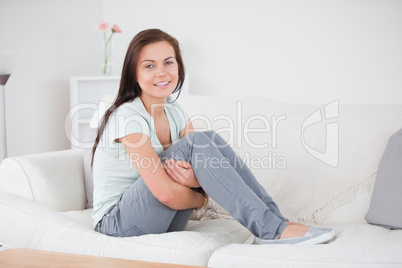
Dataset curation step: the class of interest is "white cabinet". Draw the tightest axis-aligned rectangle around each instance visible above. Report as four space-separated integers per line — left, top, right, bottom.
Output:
68 76 120 149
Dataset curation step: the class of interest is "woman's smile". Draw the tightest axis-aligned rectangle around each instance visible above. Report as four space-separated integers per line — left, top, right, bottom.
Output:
154 81 171 88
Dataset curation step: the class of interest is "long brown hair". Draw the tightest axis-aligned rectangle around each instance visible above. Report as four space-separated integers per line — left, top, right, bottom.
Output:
91 29 186 167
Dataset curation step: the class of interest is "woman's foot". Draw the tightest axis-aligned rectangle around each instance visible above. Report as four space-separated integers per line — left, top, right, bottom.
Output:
253 221 336 245
279 221 310 239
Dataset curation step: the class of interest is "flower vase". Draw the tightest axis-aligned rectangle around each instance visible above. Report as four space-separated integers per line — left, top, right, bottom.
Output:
101 39 114 75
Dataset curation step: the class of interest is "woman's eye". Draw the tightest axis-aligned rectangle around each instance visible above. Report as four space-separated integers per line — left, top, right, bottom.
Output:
145 64 153 69
165 61 174 65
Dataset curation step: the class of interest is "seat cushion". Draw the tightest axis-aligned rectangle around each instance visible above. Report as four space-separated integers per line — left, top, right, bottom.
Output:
0 192 251 267
208 223 402 268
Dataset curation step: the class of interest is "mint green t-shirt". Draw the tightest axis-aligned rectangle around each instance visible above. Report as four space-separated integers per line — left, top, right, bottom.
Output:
92 96 189 227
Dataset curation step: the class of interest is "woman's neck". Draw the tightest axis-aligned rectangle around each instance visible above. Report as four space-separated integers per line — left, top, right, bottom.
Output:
139 94 167 118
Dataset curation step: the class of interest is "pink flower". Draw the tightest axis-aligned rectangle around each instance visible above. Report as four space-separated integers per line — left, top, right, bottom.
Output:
112 24 122 33
97 21 111 32
97 21 123 74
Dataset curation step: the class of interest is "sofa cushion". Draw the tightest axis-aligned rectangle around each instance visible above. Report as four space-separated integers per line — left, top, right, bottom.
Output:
365 128 402 229
208 223 402 267
0 149 86 211
62 209 94 229
0 192 251 267
179 96 402 224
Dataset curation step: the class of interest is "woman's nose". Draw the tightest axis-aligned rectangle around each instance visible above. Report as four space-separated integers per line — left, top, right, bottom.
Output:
156 66 167 77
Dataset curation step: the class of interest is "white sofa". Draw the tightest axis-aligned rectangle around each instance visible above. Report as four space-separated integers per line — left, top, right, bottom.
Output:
1 95 402 267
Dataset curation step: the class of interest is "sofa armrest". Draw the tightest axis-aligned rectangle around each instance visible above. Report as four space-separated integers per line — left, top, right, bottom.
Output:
0 149 86 211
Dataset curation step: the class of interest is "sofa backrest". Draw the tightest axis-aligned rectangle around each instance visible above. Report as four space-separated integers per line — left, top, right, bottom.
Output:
0 149 86 212
179 95 402 224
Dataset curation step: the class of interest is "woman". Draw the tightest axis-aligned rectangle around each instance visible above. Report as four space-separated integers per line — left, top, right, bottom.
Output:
91 28 335 244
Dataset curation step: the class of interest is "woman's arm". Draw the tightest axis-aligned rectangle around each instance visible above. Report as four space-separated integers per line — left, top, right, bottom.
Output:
164 159 200 188
120 132 204 210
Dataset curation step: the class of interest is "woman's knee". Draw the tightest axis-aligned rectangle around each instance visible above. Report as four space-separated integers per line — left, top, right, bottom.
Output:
202 130 229 148
202 130 215 137
203 130 223 139
186 131 212 148
187 131 210 141
185 131 229 149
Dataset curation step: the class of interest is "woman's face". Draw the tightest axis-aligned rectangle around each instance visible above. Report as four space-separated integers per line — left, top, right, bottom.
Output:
136 41 179 101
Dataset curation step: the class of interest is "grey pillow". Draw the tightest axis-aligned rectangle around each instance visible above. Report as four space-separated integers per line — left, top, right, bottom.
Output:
365 128 402 229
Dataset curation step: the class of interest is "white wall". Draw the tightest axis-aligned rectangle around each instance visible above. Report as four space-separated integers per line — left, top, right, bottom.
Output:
0 0 102 159
103 0 402 104
0 0 401 159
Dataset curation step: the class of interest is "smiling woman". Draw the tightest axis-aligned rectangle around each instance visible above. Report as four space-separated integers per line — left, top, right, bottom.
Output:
136 41 179 108
91 29 192 235
90 28 335 245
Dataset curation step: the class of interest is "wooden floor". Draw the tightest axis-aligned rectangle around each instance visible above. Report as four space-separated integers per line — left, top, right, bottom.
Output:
0 248 204 268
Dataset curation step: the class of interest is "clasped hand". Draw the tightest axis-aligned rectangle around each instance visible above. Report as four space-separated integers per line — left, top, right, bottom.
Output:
163 159 200 188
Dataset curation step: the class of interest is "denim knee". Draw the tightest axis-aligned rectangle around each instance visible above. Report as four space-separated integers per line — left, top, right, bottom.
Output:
201 130 230 148
202 130 216 137
202 130 222 140
185 131 212 149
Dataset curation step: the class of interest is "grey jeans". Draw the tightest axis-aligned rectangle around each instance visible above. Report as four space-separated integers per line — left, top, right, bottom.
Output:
96 130 288 240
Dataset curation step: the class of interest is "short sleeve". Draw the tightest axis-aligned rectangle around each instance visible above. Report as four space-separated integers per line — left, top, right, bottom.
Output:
108 105 151 142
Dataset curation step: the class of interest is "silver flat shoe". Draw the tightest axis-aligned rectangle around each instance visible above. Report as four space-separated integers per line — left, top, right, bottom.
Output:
254 227 336 245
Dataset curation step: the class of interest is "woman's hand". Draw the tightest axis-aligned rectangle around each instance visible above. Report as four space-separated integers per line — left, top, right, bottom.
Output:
163 159 200 188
